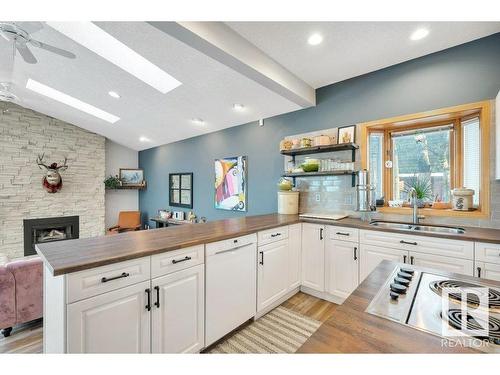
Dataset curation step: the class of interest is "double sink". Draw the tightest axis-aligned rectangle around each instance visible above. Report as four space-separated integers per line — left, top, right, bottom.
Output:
369 220 466 234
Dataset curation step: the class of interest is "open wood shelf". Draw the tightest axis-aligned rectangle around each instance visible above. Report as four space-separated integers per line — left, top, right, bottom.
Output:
106 184 146 191
280 142 358 156
282 171 356 178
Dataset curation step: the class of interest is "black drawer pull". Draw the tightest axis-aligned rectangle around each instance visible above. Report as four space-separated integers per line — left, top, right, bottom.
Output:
410 256 415 265
145 288 151 311
320 228 324 240
477 267 482 278
336 232 350 236
400 240 418 246
353 246 358 261
172 256 192 264
101 272 129 283
270 233 281 238
403 255 407 263
259 251 264 265
154 286 160 308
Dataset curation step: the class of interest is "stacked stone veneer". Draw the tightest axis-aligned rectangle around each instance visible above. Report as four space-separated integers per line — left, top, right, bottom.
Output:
0 102 105 259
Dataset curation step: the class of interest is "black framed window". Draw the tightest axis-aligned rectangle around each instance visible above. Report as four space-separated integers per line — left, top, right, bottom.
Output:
169 173 193 208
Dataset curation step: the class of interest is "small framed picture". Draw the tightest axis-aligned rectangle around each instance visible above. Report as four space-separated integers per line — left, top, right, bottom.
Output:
330 128 339 145
338 125 356 144
119 168 144 186
169 173 193 208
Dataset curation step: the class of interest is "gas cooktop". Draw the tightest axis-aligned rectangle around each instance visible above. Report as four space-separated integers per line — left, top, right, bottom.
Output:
366 265 500 353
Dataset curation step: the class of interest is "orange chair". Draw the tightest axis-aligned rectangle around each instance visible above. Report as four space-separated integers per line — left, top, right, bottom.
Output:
107 211 141 234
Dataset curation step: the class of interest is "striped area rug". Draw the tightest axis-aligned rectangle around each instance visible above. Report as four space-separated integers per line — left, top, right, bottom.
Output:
207 306 321 354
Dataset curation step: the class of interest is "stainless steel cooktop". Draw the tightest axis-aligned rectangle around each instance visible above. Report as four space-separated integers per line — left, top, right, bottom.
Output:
366 265 500 353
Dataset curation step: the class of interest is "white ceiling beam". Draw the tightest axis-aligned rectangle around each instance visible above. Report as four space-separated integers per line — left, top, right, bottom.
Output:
148 21 316 108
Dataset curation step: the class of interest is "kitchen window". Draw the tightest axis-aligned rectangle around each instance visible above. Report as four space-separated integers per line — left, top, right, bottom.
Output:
361 101 491 218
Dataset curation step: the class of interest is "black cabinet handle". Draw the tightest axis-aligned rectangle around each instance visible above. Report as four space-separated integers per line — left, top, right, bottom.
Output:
477 267 482 278
400 240 418 246
259 251 264 265
403 255 407 264
410 256 415 265
271 233 281 238
353 247 358 261
101 272 129 283
172 256 191 264
336 232 350 236
154 286 160 308
320 228 324 240
145 288 151 311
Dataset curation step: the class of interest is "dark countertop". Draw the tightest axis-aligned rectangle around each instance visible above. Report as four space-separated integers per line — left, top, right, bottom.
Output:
36 213 500 276
298 260 498 353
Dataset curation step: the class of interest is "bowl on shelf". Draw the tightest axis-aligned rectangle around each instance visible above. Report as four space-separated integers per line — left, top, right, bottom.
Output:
301 158 320 172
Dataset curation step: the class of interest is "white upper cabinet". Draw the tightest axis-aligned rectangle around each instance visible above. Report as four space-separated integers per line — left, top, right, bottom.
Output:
301 223 325 292
151 264 204 353
359 244 408 282
67 280 151 353
257 239 289 312
325 237 359 300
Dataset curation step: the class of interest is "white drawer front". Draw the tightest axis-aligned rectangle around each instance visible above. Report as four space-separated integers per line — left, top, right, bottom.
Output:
258 226 289 245
410 252 474 276
205 233 257 256
67 257 150 303
359 230 473 260
475 261 500 282
328 225 359 243
476 242 500 265
151 245 204 278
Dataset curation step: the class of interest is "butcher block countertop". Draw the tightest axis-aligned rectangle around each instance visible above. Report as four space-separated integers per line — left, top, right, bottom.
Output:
298 260 492 353
36 213 500 276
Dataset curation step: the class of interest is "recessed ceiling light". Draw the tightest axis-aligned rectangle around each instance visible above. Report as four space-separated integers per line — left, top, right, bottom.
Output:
233 103 245 111
47 22 182 94
410 28 430 41
108 91 120 99
139 136 151 142
192 118 204 125
26 78 120 124
307 33 323 46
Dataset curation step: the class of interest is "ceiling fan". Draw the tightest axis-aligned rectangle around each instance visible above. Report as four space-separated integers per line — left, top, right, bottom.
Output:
0 22 76 64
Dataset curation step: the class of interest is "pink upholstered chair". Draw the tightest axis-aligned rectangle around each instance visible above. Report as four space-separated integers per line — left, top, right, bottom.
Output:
1 257 43 337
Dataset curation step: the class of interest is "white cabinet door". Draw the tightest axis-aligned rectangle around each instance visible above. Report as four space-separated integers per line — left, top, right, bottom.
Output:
475 262 500 282
409 251 473 276
359 244 408 282
301 223 325 292
67 280 151 353
288 223 301 290
257 239 289 312
151 264 204 353
325 239 358 300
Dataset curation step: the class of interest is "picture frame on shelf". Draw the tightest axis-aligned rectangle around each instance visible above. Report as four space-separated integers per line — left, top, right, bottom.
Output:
169 172 193 208
119 168 144 186
330 128 339 145
338 125 356 144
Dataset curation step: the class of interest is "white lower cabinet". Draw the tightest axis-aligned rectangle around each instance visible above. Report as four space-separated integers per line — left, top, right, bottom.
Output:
409 251 473 276
257 239 289 312
325 239 359 300
67 280 151 353
151 264 204 353
301 223 325 292
475 261 500 282
359 244 408 282
288 223 302 290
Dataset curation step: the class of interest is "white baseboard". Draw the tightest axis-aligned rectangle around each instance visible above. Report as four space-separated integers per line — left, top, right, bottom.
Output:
299 286 345 305
254 287 300 319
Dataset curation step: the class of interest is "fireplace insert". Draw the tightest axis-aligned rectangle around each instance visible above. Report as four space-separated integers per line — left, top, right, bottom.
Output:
23 216 79 256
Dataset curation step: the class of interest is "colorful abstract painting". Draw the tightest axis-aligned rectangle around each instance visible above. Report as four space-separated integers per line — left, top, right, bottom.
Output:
214 156 247 211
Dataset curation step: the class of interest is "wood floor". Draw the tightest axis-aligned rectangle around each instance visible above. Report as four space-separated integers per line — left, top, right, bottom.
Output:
0 292 336 354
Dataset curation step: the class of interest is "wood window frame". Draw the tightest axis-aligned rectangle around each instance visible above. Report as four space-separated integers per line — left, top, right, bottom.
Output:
360 100 491 219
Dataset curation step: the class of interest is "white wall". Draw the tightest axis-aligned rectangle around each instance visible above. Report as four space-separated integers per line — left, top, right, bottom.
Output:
105 139 139 228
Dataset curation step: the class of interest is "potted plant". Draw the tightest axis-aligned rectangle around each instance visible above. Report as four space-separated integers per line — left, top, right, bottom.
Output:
404 175 432 208
104 175 121 189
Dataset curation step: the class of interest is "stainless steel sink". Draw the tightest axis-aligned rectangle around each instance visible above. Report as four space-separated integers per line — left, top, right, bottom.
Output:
369 220 465 234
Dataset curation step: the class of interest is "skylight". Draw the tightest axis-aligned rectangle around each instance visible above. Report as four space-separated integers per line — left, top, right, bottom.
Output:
26 78 120 124
47 22 182 94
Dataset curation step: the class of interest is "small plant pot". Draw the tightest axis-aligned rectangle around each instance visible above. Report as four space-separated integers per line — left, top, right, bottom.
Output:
416 199 426 208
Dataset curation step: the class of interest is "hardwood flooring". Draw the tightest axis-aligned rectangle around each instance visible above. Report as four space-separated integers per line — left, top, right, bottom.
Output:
0 292 336 354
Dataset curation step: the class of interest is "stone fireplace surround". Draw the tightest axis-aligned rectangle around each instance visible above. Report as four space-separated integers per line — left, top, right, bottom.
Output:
0 102 105 260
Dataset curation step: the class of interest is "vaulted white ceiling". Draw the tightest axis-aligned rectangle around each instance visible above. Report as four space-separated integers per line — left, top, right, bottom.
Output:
1 21 499 151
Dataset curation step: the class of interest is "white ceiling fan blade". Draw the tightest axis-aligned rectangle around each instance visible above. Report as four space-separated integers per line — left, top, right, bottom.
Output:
15 43 37 64
31 40 76 59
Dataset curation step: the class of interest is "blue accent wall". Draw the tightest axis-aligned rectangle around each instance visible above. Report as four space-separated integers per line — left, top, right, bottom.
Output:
139 33 500 223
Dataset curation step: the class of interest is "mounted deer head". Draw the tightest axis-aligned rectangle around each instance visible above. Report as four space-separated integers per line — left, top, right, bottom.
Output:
36 153 68 193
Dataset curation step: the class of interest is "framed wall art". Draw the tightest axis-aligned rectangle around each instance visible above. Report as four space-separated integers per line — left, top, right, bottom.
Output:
119 168 144 186
169 172 193 208
214 156 247 211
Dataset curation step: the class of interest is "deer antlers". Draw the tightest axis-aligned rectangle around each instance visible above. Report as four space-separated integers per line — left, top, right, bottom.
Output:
36 153 68 171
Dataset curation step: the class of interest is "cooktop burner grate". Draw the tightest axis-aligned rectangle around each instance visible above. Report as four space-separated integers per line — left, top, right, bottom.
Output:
442 309 500 345
430 280 500 310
